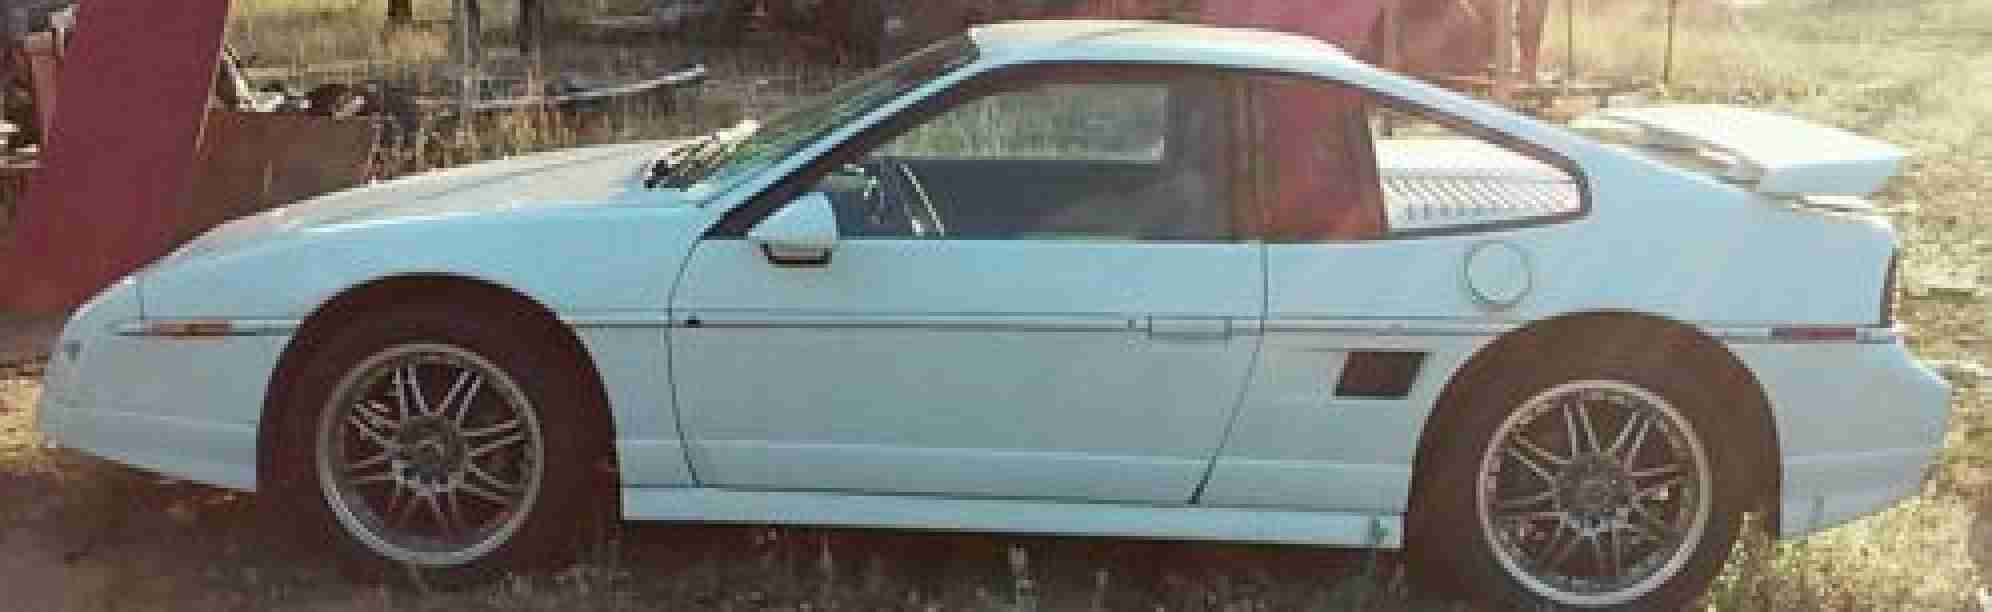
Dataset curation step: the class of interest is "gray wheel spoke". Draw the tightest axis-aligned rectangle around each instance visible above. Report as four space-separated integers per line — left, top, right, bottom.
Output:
349 470 398 486
1630 464 1683 481
468 463 521 493
427 492 453 537
396 364 431 417
1619 416 1653 471
390 367 411 420
1504 510 1565 523
1498 490 1557 510
1607 411 1647 457
468 432 526 459
356 400 399 429
459 479 514 507
1633 476 1686 502
439 371 484 428
1513 435 1571 466
462 417 521 440
1568 399 1602 455
1561 401 1584 455
347 411 400 451
1505 444 1559 485
349 447 394 472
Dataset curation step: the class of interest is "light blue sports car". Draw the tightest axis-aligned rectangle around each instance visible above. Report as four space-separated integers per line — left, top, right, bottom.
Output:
38 20 1949 609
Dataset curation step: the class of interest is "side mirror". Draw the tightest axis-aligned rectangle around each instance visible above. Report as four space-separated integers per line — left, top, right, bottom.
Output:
748 192 839 267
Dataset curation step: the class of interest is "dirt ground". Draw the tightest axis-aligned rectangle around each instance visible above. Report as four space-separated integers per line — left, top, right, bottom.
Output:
0 378 1446 611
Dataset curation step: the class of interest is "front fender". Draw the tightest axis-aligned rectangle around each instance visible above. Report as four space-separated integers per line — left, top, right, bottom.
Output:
142 205 714 319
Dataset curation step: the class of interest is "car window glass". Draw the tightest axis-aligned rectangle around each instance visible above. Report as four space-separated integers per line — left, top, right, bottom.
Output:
692 35 979 191
807 72 1236 242
1245 76 1581 240
879 84 1167 161
1369 106 1582 233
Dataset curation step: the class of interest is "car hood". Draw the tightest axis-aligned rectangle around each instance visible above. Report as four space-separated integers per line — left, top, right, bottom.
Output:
166 140 688 262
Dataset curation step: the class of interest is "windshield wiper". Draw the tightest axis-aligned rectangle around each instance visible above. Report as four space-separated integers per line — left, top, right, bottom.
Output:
645 133 724 188
661 138 747 188
645 120 762 189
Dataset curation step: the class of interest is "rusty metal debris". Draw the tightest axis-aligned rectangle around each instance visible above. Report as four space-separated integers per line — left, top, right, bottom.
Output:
0 1 706 209
0 1 707 313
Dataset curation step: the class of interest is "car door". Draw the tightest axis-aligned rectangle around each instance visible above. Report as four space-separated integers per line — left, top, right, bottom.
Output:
669 63 1263 504
1198 74 1588 512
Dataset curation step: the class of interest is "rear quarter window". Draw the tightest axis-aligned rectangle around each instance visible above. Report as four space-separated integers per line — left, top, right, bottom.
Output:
1245 75 1584 240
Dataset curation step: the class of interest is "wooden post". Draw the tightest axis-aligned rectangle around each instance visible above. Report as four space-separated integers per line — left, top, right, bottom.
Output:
519 0 547 60
1492 0 1515 103
453 0 482 115
1564 0 1575 86
386 0 413 26
1664 0 1678 86
1381 0 1400 71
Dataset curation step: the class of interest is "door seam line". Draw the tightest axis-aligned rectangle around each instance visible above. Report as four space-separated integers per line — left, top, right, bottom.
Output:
1189 240 1269 505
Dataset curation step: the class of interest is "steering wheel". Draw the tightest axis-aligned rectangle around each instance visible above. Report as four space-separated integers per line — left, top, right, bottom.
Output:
876 157 944 238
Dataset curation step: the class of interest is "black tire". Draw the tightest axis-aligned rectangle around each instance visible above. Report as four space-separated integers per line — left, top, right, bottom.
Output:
262 303 614 587
1410 348 1746 610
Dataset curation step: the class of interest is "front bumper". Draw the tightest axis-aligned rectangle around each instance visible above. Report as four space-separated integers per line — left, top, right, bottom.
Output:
34 276 141 445
1727 337 1951 537
37 276 275 491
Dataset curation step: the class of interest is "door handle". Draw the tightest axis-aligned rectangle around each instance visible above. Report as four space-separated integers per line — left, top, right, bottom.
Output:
1147 317 1233 341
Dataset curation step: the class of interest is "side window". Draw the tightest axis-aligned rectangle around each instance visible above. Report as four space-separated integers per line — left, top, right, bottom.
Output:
881 83 1169 161
1245 76 1582 241
811 67 1237 242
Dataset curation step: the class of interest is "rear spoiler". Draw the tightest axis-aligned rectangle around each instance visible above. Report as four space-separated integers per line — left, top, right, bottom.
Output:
1575 105 1907 197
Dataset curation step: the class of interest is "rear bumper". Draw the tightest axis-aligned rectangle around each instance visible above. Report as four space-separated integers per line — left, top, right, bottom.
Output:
1727 338 1951 538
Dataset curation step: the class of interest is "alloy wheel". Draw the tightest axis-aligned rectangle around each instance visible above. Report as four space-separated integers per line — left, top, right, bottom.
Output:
1475 379 1714 607
315 343 546 567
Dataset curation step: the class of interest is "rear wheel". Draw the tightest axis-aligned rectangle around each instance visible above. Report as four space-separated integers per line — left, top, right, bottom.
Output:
1413 354 1745 609
265 305 612 586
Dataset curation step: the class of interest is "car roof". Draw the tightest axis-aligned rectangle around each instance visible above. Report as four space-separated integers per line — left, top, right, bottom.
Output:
962 20 1603 180
968 20 1361 74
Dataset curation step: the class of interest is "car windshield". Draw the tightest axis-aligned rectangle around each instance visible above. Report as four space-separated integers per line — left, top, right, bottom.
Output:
685 35 980 192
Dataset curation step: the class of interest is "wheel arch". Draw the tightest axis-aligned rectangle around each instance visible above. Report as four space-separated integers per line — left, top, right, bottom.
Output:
255 273 618 490
1407 309 1781 537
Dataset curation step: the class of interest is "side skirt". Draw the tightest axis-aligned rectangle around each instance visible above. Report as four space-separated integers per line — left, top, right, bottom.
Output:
622 488 1403 548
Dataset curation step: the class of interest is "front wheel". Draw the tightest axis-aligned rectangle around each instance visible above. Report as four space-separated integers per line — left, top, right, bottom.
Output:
265 306 612 585
1414 360 1746 609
